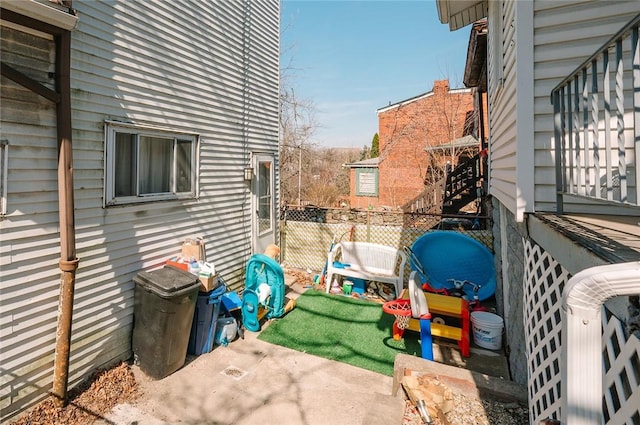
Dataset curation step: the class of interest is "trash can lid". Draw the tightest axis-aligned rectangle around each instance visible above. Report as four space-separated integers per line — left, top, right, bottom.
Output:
134 265 199 296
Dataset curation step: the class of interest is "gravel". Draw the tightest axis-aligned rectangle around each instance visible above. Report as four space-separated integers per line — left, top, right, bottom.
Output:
403 393 529 425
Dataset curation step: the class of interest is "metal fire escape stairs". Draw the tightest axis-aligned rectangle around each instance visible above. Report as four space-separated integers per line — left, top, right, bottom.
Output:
403 153 485 217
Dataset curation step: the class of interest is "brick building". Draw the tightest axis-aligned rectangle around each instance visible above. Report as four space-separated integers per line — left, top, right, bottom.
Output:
349 80 475 210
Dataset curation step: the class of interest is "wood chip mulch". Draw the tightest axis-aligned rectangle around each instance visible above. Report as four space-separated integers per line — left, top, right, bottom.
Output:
284 267 316 286
9 361 139 425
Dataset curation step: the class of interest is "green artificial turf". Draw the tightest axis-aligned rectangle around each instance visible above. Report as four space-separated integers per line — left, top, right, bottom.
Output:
257 290 421 376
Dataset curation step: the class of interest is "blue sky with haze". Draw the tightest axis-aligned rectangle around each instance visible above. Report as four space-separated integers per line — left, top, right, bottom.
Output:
280 0 472 149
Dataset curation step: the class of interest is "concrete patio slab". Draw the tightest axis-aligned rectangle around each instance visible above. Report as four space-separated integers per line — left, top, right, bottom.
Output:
97 271 516 425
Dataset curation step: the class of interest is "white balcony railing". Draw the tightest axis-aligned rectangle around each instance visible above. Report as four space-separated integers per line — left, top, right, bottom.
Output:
551 14 640 213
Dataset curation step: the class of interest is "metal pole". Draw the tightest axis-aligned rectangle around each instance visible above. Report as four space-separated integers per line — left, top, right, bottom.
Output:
52 30 79 408
298 145 302 205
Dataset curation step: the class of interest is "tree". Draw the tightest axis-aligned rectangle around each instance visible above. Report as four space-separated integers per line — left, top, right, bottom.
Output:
370 133 379 158
359 145 370 161
279 86 316 206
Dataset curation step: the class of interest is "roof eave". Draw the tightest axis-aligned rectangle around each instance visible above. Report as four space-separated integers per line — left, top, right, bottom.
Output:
435 0 488 31
2 0 78 32
463 20 488 91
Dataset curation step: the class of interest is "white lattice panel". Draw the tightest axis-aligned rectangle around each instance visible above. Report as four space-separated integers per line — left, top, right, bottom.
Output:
524 238 640 425
523 239 570 423
602 309 640 425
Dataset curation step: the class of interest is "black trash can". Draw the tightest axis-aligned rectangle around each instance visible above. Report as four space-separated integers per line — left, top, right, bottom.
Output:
132 265 200 379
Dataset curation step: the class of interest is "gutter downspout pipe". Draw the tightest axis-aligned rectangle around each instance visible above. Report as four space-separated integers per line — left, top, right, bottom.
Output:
52 29 79 408
561 261 640 425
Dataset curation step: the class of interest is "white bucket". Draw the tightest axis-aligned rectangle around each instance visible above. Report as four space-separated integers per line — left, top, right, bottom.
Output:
470 311 504 350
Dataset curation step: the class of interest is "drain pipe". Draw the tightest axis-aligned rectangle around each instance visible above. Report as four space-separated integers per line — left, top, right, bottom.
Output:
561 261 640 425
51 29 79 408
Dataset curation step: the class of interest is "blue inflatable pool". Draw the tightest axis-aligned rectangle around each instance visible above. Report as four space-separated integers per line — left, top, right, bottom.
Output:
409 231 496 301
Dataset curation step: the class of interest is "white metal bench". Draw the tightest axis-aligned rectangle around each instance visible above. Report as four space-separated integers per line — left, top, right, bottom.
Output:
324 241 407 298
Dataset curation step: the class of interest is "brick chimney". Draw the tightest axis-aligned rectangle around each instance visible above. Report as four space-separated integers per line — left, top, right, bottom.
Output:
432 79 449 94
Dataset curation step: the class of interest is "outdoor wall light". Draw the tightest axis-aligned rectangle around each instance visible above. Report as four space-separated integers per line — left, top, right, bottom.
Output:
244 167 253 182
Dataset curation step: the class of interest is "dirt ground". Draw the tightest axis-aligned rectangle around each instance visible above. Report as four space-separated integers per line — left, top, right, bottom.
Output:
9 362 139 425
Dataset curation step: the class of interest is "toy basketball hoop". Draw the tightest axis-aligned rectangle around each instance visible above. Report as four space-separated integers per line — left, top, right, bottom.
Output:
382 298 412 330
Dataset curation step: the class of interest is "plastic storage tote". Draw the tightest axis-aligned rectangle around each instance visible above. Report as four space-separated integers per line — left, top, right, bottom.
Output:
188 281 226 355
132 265 200 380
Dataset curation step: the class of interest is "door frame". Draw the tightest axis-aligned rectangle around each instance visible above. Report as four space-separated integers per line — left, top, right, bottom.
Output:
251 153 276 255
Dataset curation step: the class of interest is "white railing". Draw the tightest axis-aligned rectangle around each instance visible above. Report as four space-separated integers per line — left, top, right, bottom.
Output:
562 262 640 425
551 14 640 213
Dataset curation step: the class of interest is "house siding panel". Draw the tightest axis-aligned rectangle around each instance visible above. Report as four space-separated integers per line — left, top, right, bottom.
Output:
487 0 639 217
487 0 520 216
0 0 279 420
532 0 640 212
0 24 67 418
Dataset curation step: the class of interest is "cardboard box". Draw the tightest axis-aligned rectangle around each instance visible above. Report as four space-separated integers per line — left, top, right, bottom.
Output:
182 237 205 262
198 273 218 292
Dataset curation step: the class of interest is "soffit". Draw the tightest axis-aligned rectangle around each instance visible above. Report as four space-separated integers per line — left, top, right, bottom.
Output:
436 0 488 31
1 0 78 33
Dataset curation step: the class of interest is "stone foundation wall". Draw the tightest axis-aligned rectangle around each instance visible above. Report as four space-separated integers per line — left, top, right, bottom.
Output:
492 200 527 385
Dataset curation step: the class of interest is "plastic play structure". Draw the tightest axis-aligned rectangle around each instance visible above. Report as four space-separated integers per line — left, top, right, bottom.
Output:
382 231 496 359
383 271 470 359
241 254 285 332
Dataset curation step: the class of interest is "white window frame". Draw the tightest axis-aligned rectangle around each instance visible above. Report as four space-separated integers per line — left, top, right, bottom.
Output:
104 121 198 207
1 139 8 216
355 168 379 196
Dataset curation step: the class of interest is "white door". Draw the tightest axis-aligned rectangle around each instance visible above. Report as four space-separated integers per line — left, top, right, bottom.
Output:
252 154 276 254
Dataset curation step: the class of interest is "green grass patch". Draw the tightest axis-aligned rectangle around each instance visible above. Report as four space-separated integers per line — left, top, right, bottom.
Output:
257 290 421 376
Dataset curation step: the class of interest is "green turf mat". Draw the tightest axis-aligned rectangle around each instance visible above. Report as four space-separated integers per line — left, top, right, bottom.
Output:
257 290 421 376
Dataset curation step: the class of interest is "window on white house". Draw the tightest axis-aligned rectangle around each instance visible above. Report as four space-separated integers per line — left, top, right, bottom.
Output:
104 122 197 206
1 139 8 216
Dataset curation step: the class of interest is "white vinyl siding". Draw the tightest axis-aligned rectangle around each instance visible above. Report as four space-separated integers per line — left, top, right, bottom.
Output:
0 0 279 420
0 139 8 216
532 0 640 212
488 0 639 219
488 0 520 216
0 25 73 419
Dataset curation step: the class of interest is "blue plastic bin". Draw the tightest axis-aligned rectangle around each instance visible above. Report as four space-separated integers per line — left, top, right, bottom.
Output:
188 282 226 355
350 278 367 294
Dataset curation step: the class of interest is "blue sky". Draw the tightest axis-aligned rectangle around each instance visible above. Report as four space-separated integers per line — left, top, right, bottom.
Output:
280 0 472 149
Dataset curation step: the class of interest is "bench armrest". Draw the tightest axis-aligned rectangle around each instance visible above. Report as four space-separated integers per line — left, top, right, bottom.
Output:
328 243 342 265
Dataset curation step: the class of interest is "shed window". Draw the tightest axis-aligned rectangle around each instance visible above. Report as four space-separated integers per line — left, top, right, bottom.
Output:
104 122 198 206
355 169 378 196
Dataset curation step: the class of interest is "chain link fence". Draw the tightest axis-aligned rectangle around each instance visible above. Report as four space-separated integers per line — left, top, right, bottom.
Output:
281 205 493 277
